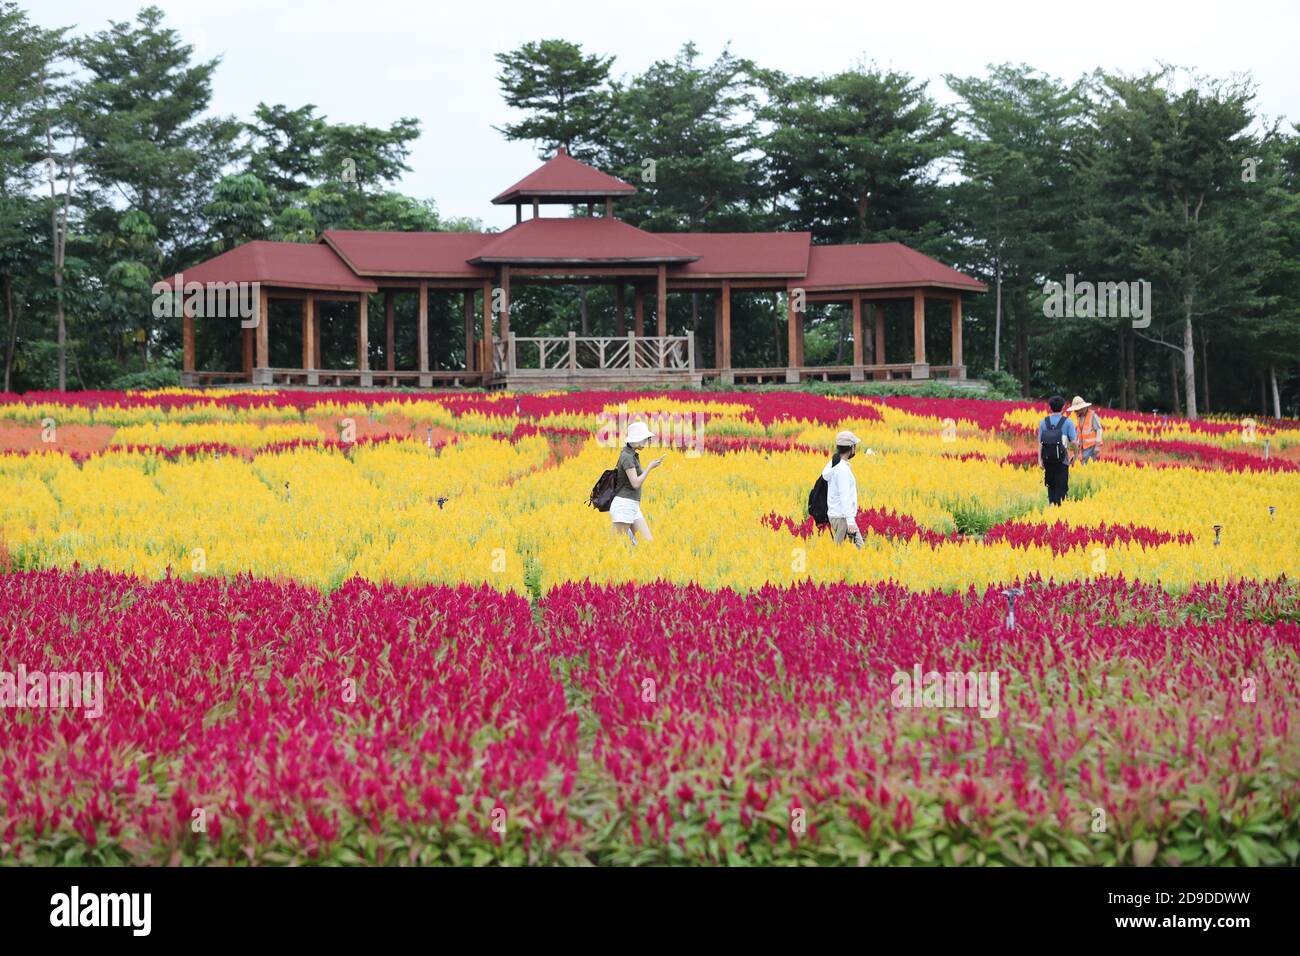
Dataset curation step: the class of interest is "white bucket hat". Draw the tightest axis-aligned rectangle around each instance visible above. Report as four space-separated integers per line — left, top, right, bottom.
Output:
626 421 656 444
835 430 861 447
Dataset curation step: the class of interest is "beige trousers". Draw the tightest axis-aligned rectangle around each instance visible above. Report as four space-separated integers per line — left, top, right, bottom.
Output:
829 516 864 548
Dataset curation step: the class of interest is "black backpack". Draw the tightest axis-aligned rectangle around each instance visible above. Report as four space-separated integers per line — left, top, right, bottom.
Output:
807 453 839 526
589 469 618 511
1041 415 1069 464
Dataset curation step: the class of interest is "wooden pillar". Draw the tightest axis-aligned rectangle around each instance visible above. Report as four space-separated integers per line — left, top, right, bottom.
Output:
531 199 539 219
242 327 253 378
481 279 492 378
515 204 522 225
950 295 964 374
851 294 864 381
656 264 667 337
499 266 511 342
357 292 369 374
912 289 926 366
182 303 195 376
786 290 800 383
717 293 728 369
790 304 800 369
874 303 886 381
614 284 626 337
313 306 322 371
604 198 613 217
417 281 429 375
875 304 887 363
633 288 645 337
720 280 732 374
301 297 315 370
384 291 395 372
255 287 270 382
463 290 476 372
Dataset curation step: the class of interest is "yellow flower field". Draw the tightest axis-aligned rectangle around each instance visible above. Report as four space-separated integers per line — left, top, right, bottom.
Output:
1 389 1295 593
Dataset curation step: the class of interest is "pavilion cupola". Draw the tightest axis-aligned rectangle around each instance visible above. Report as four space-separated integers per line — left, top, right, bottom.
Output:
491 147 637 223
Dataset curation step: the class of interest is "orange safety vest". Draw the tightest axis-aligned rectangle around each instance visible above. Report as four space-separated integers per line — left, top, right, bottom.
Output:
1076 410 1100 449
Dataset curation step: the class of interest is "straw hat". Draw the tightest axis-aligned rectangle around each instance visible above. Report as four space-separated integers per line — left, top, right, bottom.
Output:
1067 396 1092 413
625 421 656 444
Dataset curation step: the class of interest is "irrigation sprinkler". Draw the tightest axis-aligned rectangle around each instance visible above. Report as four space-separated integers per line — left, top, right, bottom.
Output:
425 426 432 448
1212 524 1223 547
1268 506 1276 518
1264 440 1270 461
284 481 291 503
436 496 448 510
1001 587 1024 631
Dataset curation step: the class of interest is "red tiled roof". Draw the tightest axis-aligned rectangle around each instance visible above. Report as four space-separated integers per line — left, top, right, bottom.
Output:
671 232 812 277
165 241 377 293
322 230 492 277
800 243 987 292
469 217 698 264
492 149 637 205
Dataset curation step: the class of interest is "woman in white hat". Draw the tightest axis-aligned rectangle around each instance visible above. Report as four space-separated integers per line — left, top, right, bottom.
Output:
610 420 666 544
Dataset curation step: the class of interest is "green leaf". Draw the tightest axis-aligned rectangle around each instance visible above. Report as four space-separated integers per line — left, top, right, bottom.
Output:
1232 836 1259 866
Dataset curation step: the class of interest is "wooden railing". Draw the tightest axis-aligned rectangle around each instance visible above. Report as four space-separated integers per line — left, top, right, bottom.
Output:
496 333 694 377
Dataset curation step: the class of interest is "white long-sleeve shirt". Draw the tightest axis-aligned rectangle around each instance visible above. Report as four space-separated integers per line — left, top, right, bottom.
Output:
821 458 858 520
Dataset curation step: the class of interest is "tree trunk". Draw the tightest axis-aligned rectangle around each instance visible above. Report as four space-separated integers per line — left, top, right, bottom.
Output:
1117 325 1126 410
3 273 15 393
53 197 66 392
1125 329 1137 410
992 253 1002 372
55 279 65 391
1017 290 1031 397
1181 307 1197 419
1170 353 1182 417
1269 365 1281 420
1199 325 1210 413
579 287 589 336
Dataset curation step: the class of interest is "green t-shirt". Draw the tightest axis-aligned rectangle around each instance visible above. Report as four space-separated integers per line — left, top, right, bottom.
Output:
613 446 642 502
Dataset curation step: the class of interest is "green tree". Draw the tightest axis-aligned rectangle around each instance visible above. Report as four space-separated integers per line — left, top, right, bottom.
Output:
946 65 1088 395
759 64 954 247
494 40 613 161
1083 69 1259 419
603 43 761 232
0 1 65 390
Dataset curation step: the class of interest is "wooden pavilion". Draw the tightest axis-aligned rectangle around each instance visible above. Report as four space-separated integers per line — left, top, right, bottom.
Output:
171 149 985 388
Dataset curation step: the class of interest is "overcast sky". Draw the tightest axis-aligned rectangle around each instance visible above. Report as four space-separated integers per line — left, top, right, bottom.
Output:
31 0 1300 231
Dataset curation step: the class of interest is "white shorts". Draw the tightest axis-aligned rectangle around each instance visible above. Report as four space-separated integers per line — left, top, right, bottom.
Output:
609 496 644 524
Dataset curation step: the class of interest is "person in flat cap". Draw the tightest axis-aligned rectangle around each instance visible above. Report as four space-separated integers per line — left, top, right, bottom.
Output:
821 430 864 548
